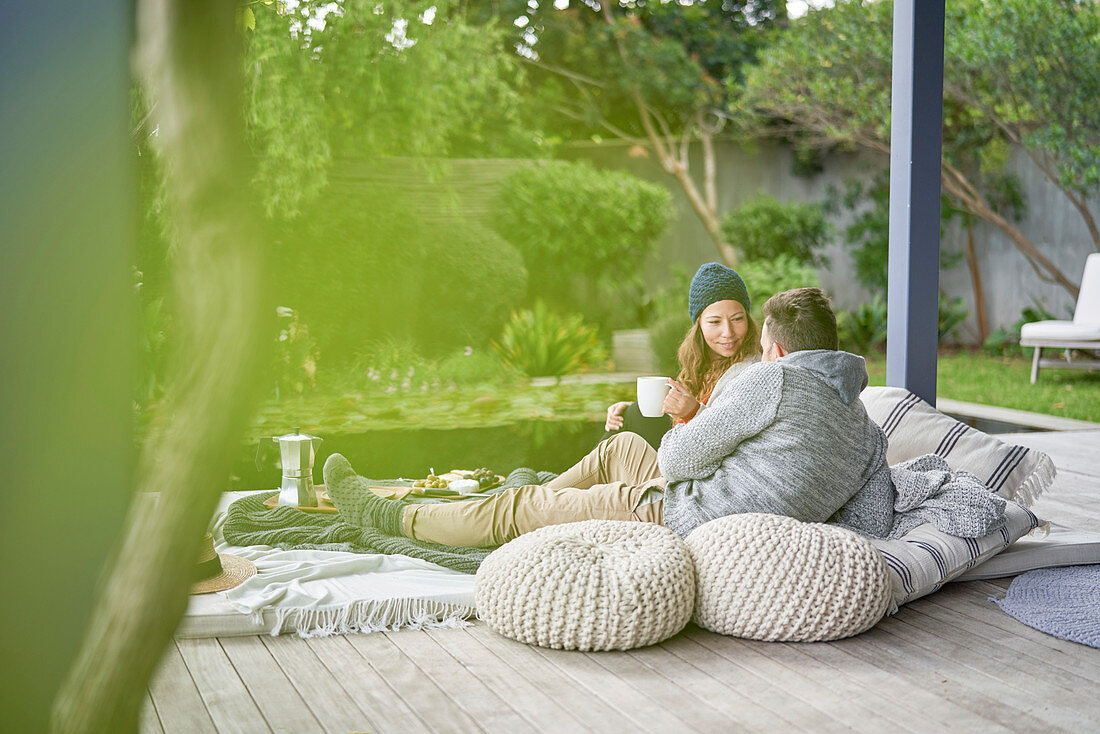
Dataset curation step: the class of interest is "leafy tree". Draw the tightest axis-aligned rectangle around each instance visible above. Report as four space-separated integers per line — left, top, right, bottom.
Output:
735 0 1099 298
242 0 545 218
951 0 1100 251
505 0 788 265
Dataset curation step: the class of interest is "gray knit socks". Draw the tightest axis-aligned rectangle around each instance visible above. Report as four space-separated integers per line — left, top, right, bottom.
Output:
323 453 407 537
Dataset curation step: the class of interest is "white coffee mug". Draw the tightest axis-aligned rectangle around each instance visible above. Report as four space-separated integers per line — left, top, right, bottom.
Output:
637 376 671 418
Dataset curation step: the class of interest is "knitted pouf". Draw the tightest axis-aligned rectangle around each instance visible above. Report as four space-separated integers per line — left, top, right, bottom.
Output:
686 514 891 642
475 520 696 651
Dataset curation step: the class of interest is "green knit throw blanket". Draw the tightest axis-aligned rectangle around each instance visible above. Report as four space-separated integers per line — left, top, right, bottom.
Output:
222 467 558 574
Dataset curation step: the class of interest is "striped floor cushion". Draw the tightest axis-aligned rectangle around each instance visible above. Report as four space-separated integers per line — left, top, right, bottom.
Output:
869 500 1044 613
859 386 1055 506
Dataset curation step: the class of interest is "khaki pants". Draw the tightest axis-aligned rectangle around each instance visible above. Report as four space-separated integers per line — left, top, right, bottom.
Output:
403 432 665 547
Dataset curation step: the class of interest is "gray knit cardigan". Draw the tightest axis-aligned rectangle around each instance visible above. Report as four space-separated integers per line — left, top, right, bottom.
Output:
657 350 895 539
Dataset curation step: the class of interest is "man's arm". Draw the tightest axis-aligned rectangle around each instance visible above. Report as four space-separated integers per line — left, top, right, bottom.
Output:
657 363 783 481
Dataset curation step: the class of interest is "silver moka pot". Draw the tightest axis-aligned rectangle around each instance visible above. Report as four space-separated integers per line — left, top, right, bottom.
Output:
273 428 322 507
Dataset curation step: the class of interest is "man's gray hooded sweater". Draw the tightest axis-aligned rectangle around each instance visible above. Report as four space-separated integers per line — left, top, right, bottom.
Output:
657 349 895 539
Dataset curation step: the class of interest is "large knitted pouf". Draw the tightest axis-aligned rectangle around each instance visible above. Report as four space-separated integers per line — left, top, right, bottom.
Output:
686 514 891 642
475 520 695 651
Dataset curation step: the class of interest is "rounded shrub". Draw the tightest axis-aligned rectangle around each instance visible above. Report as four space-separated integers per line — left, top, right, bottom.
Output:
490 159 673 327
721 194 831 266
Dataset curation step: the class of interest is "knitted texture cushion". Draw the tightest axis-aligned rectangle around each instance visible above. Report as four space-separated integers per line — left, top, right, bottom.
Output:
475 520 696 651
686 514 892 642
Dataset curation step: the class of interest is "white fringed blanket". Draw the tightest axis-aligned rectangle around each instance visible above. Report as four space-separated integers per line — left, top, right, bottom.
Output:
177 492 477 639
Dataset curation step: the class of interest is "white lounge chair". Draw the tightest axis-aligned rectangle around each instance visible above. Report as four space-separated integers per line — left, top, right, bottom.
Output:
1020 253 1100 383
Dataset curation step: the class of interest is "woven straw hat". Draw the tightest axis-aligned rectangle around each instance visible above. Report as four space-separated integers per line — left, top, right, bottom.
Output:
191 532 257 594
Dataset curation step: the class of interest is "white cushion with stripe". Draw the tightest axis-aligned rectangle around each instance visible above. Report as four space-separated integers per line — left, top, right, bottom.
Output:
869 500 1044 612
859 386 1056 506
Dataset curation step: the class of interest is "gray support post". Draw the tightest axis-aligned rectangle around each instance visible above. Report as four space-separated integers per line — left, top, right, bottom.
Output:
886 0 946 404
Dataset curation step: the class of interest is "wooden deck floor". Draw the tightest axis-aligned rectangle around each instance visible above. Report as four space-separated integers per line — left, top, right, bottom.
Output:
144 430 1100 734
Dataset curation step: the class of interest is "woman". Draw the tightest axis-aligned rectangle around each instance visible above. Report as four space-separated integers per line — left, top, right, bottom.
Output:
604 262 760 447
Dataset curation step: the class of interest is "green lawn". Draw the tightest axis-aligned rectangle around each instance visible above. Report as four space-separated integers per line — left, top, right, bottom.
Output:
247 350 1098 440
865 350 1099 422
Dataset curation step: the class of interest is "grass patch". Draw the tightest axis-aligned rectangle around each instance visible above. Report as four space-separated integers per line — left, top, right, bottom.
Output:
865 349 1099 422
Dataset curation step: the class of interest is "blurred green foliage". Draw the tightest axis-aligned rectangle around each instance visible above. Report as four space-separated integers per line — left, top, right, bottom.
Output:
273 307 320 397
490 159 673 330
273 188 527 364
720 194 831 266
952 0 1100 200
835 293 969 354
837 294 887 355
938 293 970 344
243 0 544 218
735 255 822 323
320 339 524 398
644 264 695 376
493 301 609 378
982 304 1059 356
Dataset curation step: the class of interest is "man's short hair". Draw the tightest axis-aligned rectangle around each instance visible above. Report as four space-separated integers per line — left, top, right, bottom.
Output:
762 287 839 352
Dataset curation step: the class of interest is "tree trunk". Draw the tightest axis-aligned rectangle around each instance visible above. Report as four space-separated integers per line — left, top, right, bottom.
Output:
598 2 736 267
963 217 989 342
941 164 1080 299
50 1 269 732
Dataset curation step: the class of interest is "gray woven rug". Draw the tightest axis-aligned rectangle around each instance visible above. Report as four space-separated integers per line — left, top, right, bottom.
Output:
994 564 1100 648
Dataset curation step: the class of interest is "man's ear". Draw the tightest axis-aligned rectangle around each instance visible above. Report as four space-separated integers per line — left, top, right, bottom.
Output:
774 341 788 359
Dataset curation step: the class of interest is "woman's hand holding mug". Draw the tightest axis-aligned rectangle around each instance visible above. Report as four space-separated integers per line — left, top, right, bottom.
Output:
662 379 699 419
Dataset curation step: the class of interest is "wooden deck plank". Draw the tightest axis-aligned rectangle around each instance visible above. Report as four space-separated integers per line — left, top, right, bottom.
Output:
784 635 1010 733
918 591 1100 685
346 627 487 734
878 613 1100 730
927 584 1100 680
626 637 797 731
1032 496 1100 532
891 606 1100 718
525 644 703 734
464 621 642 732
578 634 746 733
175 638 272 734
218 636 324 734
683 626 910 734
855 623 1073 733
735 638 931 734
832 626 1033 732
304 634 430 734
148 641 217 734
382 627 539 734
140 689 163 734
424 626 594 734
261 634 378 733
659 632 857 732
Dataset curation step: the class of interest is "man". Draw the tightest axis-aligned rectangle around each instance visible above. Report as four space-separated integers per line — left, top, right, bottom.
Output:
325 287 895 547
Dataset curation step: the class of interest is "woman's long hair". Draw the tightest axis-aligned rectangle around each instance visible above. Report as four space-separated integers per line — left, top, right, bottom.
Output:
675 314 761 401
